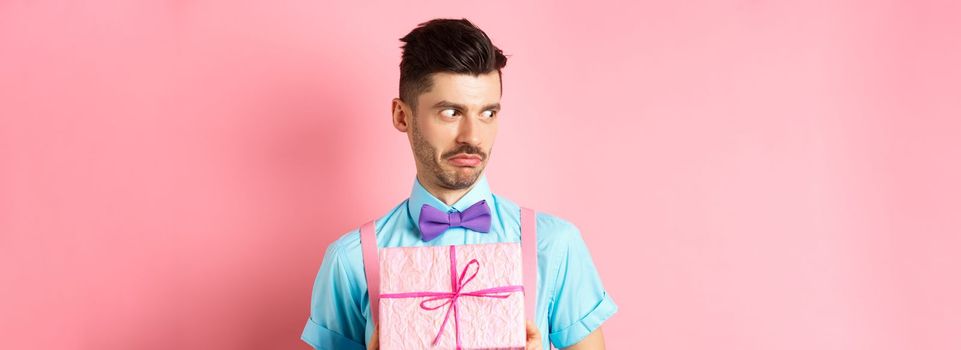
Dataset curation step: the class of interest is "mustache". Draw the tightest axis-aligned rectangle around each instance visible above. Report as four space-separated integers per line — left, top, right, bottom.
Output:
443 145 486 160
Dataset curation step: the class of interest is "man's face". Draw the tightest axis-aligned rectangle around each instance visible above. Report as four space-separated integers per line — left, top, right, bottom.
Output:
403 71 501 190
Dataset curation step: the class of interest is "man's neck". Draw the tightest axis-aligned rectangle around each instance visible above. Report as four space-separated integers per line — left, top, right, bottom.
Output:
417 173 475 206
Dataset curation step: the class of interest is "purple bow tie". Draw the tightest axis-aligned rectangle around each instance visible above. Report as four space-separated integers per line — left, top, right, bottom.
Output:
418 200 492 242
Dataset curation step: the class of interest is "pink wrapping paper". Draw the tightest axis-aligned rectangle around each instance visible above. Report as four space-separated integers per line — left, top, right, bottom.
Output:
378 242 526 350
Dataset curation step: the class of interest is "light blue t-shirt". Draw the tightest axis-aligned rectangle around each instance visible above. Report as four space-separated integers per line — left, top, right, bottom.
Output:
301 175 617 349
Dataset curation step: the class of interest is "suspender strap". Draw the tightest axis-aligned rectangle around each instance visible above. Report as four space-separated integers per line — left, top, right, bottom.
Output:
360 220 380 326
520 207 538 322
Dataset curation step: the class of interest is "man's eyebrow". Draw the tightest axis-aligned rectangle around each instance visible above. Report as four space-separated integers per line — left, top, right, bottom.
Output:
483 103 501 111
432 100 501 111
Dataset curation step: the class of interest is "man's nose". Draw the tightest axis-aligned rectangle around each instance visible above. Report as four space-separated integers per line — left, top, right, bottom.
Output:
455 114 481 145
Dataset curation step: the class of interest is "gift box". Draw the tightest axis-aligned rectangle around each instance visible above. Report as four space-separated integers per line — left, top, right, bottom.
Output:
378 242 526 350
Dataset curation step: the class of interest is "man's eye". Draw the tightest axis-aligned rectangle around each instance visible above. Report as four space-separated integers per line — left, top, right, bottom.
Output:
441 109 458 117
482 110 497 118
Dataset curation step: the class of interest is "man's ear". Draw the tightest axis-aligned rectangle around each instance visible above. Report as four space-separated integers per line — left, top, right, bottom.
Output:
392 98 411 133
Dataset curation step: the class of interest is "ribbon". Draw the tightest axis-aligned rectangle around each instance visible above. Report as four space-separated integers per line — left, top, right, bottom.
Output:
379 245 524 349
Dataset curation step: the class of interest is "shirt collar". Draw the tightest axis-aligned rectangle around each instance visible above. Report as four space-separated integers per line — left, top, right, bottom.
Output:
407 174 497 232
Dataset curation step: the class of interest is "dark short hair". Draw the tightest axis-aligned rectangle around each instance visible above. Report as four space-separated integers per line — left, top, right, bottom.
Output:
398 18 508 109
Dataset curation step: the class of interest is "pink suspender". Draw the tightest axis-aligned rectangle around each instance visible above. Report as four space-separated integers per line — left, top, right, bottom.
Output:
359 207 538 328
520 207 538 323
359 220 381 325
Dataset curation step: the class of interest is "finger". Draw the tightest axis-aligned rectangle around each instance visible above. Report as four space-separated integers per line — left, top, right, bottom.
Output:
367 322 380 350
525 320 542 350
525 320 540 340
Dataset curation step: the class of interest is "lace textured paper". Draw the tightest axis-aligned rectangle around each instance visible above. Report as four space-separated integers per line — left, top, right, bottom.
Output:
378 242 526 350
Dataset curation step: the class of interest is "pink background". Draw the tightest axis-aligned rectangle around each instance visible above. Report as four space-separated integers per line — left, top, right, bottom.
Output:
1 1 959 349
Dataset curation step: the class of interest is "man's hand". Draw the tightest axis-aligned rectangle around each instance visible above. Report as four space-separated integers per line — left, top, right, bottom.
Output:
526 320 543 350
367 322 379 350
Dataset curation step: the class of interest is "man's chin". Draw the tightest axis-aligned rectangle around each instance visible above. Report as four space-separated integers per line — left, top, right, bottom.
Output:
438 168 483 189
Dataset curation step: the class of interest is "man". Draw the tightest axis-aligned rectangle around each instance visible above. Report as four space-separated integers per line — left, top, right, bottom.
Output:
301 18 617 350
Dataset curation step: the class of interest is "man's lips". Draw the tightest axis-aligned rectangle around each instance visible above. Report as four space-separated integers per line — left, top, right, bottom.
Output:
447 154 482 167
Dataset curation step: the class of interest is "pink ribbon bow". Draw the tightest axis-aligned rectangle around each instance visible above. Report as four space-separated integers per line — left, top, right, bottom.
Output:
379 245 525 349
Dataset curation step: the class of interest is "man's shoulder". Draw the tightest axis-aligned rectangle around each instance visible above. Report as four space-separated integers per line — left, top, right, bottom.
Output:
535 211 579 234
492 193 582 243
327 227 361 255
534 210 583 247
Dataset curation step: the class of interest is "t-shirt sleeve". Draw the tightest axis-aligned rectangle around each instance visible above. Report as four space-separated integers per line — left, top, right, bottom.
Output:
301 232 368 350
547 222 618 349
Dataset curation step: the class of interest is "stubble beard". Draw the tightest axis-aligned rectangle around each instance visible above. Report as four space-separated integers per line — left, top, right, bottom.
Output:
410 116 489 191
